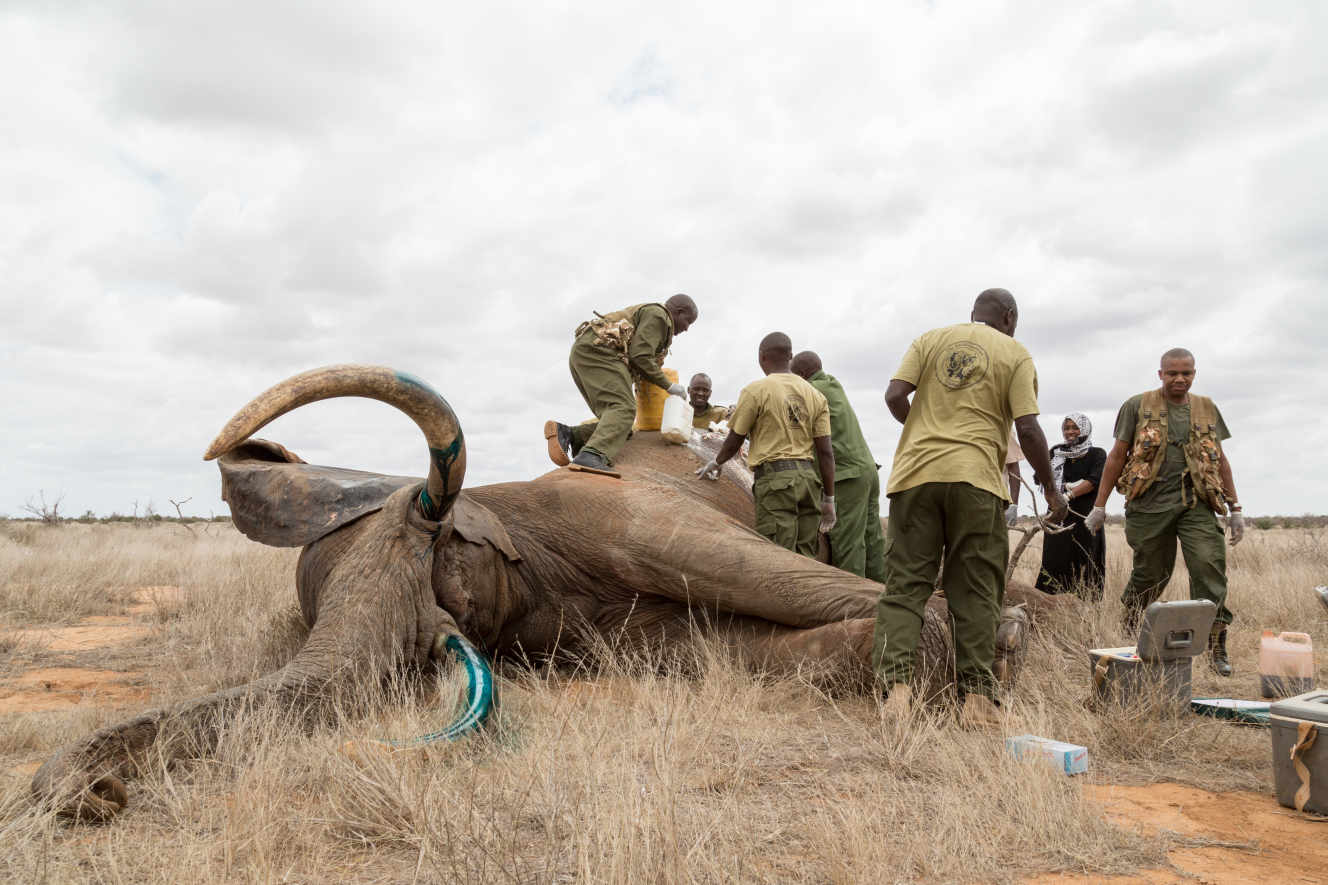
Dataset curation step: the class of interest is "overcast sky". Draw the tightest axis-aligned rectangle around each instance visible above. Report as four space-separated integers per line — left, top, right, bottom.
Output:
3 1 1325 519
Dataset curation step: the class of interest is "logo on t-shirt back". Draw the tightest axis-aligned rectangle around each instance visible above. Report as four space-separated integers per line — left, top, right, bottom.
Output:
936 341 989 390
785 393 808 427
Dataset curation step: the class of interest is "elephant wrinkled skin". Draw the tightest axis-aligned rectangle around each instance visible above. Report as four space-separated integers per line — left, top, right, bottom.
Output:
31 365 1071 821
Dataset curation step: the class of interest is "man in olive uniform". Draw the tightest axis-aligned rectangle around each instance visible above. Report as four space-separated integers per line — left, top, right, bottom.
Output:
876 289 1066 730
791 350 885 582
545 294 698 474
696 332 837 558
1085 348 1244 676
687 373 729 429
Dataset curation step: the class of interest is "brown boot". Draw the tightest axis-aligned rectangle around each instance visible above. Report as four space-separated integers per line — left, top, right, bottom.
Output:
1208 624 1233 677
881 682 912 721
958 693 1003 733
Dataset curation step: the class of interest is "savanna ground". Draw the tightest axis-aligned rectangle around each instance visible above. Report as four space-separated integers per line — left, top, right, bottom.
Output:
0 520 1325 884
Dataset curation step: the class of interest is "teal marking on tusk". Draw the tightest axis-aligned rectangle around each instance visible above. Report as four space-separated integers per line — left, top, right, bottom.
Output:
388 634 495 747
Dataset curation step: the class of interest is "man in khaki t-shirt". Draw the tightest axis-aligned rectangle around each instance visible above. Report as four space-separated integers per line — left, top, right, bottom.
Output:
874 289 1066 730
696 332 836 558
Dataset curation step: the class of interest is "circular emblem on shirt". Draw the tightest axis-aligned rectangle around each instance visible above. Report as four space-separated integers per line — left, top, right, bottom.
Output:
936 341 989 390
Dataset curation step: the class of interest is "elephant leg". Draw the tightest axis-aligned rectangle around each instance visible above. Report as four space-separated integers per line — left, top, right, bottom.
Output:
615 504 882 629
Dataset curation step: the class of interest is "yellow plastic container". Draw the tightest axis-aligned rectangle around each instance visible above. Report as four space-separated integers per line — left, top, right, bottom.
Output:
633 367 678 431
1260 631 1315 699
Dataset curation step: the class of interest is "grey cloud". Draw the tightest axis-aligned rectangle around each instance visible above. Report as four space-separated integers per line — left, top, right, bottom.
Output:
1089 32 1276 152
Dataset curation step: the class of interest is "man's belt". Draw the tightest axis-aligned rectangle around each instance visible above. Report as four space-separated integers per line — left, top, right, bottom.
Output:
752 458 815 480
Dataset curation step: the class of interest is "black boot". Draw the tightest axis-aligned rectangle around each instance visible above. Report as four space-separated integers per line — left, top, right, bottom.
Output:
543 420 576 466
1208 624 1233 677
569 448 620 477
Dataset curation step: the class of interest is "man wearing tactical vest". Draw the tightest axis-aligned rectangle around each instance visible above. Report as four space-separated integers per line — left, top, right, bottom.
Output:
695 332 837 558
544 294 699 475
1085 348 1244 676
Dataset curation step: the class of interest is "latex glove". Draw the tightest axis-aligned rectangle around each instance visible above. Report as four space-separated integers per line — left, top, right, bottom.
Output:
695 458 721 481
1005 503 1018 527
1227 511 1245 546
819 495 837 533
1085 506 1106 534
667 383 687 398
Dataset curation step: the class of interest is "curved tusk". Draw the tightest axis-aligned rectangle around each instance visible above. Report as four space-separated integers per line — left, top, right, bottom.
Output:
202 364 465 520
394 634 496 747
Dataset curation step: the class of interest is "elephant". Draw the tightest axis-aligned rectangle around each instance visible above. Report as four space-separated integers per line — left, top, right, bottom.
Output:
31 365 1071 821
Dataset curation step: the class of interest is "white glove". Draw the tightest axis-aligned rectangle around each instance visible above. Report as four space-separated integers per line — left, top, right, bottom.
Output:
819 495 837 533
667 383 686 398
695 458 720 481
1085 506 1106 534
1227 511 1245 546
1005 503 1018 527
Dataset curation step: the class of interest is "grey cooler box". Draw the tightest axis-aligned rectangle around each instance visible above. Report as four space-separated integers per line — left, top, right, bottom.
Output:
1088 600 1217 708
1269 690 1328 815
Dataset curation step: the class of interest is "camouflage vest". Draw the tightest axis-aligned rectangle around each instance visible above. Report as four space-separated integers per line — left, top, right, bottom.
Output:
574 302 671 372
1115 389 1228 513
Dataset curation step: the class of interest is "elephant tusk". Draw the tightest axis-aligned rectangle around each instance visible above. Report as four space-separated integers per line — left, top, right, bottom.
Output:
202 364 466 520
339 635 494 762
399 634 496 747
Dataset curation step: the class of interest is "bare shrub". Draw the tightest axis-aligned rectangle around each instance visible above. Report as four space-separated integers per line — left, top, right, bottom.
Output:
20 492 63 526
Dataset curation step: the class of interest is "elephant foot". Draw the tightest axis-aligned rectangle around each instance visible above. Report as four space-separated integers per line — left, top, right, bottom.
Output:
36 770 129 822
993 605 1029 687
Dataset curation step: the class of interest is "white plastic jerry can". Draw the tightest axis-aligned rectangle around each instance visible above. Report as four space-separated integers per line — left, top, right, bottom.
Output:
660 396 694 445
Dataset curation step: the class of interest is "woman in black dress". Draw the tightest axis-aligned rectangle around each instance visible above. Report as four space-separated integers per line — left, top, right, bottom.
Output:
1036 412 1107 599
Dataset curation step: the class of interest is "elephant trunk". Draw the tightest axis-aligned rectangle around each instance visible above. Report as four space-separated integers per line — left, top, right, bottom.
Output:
33 483 447 821
203 365 466 520
30 658 339 821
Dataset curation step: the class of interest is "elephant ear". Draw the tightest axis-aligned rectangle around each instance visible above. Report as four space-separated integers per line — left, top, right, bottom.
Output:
218 439 521 558
219 439 418 547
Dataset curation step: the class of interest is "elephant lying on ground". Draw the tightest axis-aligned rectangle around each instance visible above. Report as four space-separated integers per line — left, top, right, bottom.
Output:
32 365 1073 820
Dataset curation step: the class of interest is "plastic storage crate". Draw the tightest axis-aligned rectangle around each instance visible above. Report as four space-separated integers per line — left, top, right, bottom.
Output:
1269 690 1328 815
1088 600 1216 708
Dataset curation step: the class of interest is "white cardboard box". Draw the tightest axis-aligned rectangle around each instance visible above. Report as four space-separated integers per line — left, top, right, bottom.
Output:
1005 734 1089 775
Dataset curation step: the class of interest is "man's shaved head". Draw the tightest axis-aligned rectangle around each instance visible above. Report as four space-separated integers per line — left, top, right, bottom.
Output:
689 372 711 387
758 331 792 359
790 350 822 380
665 293 697 318
664 293 699 334
757 332 793 375
1160 347 1195 367
971 287 1019 336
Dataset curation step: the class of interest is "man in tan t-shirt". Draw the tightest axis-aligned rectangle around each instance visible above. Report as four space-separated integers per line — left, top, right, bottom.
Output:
875 289 1066 730
696 332 836 557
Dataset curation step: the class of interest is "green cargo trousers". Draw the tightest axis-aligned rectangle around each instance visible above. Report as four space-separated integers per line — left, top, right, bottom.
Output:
754 467 823 559
1122 502 1232 626
871 482 1008 701
829 471 886 583
567 331 636 463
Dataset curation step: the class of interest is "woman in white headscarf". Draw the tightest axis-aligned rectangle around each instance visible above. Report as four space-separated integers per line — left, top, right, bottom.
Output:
1036 412 1107 599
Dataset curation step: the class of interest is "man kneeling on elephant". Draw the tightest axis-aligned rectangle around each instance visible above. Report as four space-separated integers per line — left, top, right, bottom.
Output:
545 294 699 475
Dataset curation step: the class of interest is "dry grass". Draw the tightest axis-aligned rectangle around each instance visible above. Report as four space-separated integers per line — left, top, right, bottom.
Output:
1 523 1326 883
